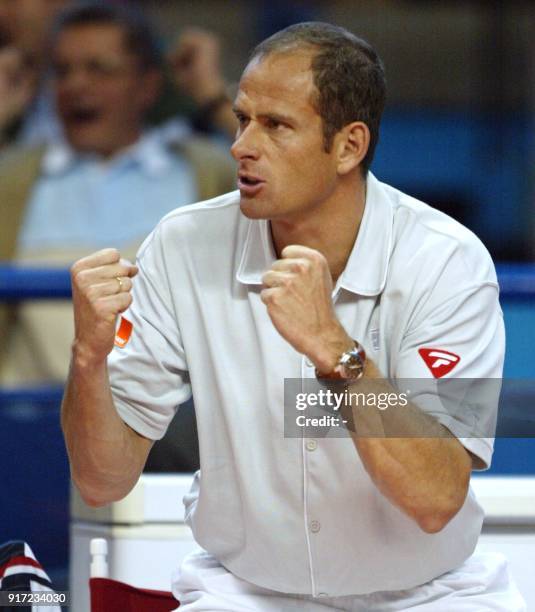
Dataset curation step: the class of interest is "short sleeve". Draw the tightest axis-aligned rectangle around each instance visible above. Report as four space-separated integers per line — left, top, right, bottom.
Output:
108 228 191 440
394 282 505 470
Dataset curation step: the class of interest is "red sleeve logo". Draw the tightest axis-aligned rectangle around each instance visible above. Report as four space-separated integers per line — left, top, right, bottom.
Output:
418 348 460 378
114 316 133 348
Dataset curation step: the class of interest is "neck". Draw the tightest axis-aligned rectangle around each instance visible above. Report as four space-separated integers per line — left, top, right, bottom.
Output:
73 130 143 162
270 174 367 283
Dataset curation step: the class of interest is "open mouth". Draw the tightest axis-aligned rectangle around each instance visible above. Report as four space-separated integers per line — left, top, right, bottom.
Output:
240 176 261 186
66 108 101 125
237 175 265 195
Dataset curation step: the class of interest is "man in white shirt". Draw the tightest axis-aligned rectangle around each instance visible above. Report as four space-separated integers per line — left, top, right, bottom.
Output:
61 22 525 611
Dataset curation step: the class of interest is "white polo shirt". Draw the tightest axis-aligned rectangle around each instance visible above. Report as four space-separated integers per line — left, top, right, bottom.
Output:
108 173 504 597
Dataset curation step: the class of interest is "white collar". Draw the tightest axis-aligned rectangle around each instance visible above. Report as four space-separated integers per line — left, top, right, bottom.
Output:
236 173 393 296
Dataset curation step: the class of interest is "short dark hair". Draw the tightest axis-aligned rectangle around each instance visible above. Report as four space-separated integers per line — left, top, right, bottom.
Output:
52 2 162 71
250 22 386 174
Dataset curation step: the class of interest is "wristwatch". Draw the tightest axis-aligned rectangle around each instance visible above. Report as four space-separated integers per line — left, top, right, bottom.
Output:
315 340 366 384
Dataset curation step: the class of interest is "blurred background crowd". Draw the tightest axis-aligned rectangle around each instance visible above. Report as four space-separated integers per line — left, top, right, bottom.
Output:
0 0 533 593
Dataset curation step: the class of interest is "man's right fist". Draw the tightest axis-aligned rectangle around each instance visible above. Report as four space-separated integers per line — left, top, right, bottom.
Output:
70 248 138 364
0 46 34 133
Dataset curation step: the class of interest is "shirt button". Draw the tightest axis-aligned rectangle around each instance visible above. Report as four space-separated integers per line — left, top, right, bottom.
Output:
305 358 314 368
306 439 317 451
310 520 321 533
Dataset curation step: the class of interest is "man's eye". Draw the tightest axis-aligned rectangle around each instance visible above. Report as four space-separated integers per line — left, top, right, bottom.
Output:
266 119 282 130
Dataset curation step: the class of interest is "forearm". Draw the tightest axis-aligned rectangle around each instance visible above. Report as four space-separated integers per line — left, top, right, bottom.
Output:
61 343 152 506
260 246 472 533
343 359 471 532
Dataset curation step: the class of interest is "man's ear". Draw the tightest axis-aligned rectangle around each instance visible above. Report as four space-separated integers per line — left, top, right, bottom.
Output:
335 121 370 176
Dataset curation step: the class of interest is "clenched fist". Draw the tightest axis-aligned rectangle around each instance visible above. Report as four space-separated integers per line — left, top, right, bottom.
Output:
168 28 225 105
70 248 138 364
261 245 353 372
0 47 34 134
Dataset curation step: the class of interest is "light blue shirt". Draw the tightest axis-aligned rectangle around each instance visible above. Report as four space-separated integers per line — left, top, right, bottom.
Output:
18 123 197 254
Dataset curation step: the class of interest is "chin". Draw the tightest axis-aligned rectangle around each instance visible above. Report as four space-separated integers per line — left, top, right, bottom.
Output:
70 139 117 160
66 133 97 151
239 195 270 220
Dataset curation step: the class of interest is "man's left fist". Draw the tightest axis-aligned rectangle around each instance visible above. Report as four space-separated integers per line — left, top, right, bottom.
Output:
261 245 351 370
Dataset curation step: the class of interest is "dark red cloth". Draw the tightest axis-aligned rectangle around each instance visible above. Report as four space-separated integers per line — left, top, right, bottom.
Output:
90 577 179 611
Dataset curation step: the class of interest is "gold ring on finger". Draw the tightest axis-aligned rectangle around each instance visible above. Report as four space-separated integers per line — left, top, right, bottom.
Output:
116 276 124 293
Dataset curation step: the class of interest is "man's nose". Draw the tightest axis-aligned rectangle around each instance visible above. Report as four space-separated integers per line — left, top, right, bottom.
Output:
56 65 92 92
231 123 260 161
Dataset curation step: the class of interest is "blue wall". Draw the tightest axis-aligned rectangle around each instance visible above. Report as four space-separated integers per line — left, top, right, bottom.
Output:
488 283 535 476
0 393 69 582
373 109 533 258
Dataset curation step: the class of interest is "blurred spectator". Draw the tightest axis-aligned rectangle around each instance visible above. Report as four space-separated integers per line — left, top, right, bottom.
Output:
168 27 238 139
0 0 70 147
0 0 239 150
0 2 235 386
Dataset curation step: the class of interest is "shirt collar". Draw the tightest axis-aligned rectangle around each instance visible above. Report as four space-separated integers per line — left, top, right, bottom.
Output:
41 123 191 178
41 139 77 175
236 172 393 296
337 172 393 296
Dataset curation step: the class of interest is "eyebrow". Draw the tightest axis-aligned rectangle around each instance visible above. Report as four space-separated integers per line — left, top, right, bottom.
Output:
259 111 294 124
232 106 295 125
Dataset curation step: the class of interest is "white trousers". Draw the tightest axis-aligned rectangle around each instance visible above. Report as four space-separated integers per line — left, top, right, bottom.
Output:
172 548 526 611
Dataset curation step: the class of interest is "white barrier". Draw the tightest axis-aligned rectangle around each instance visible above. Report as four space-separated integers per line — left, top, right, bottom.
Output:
70 474 535 612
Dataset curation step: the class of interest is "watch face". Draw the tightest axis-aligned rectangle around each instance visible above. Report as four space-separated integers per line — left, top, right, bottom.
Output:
315 341 366 384
340 346 365 379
